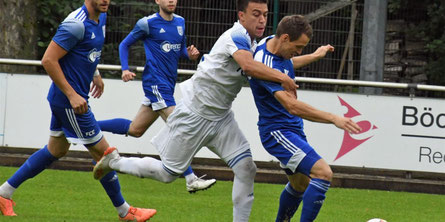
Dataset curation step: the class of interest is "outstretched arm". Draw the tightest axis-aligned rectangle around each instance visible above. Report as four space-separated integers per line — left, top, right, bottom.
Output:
233 49 298 96
274 90 361 133
292 44 334 69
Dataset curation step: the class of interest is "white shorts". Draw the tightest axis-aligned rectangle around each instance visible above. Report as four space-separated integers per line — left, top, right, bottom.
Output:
151 101 251 174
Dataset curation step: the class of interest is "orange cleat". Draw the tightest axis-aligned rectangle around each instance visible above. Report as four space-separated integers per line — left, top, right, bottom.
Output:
0 196 17 216
119 206 156 222
93 147 119 180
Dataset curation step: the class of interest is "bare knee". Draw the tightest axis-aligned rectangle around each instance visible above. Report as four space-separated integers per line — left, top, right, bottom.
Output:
312 167 333 182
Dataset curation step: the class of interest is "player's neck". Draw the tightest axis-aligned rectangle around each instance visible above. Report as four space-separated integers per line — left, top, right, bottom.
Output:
159 10 174 21
85 4 101 22
267 37 281 56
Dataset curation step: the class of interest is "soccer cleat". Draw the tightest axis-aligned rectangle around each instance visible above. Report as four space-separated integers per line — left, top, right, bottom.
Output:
186 174 216 193
119 206 156 222
0 196 17 216
93 147 120 180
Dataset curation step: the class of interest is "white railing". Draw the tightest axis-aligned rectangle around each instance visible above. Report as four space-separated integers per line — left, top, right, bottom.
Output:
1 58 445 92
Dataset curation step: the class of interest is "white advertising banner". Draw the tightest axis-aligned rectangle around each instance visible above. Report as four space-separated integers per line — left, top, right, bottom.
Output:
2 73 444 173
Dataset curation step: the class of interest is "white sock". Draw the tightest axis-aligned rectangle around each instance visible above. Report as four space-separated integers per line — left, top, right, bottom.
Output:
0 182 16 199
116 201 130 218
231 157 257 222
110 157 177 183
185 173 197 184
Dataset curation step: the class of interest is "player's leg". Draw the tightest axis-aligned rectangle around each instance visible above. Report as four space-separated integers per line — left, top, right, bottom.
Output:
275 173 309 222
94 102 198 182
0 109 69 216
209 112 256 222
261 129 313 222
157 106 216 192
300 158 332 222
97 103 159 137
84 110 156 221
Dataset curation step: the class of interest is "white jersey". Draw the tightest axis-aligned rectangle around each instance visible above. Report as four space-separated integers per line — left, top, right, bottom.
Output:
180 22 256 121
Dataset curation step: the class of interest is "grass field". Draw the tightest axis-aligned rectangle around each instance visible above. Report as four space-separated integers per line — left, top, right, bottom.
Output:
0 166 444 221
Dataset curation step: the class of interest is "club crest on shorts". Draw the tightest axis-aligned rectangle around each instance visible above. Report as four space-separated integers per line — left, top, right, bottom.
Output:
177 26 183 36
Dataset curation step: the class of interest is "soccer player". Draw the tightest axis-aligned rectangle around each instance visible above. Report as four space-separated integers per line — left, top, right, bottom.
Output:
94 0 298 221
249 15 362 221
96 0 216 193
0 0 156 221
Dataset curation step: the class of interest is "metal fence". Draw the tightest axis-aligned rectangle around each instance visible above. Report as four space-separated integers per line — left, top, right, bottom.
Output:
102 0 365 92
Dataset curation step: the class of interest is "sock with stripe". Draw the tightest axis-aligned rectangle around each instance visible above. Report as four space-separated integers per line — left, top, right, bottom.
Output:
183 166 197 184
4 145 58 196
97 118 131 135
300 178 330 222
275 182 304 222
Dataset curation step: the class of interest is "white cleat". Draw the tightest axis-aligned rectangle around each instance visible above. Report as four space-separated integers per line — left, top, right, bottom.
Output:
186 175 216 193
93 147 120 180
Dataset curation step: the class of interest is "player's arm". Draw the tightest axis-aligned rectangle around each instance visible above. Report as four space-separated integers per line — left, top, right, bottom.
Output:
274 90 361 133
119 18 148 82
292 44 334 69
233 50 297 94
90 69 104 98
42 41 87 114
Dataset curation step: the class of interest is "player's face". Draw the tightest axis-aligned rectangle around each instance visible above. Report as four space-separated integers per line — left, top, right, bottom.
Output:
239 2 268 39
281 34 310 59
156 0 177 14
91 0 109 13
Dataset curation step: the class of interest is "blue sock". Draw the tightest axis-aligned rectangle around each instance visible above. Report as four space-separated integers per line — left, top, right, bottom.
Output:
276 183 304 222
7 145 58 188
182 166 194 176
100 171 125 207
97 118 131 135
300 178 330 222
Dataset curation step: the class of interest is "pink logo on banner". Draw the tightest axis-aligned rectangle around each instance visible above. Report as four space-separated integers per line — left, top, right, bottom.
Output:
334 96 377 161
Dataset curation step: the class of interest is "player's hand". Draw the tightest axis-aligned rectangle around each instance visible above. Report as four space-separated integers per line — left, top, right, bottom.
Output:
187 45 200 61
90 75 104 98
68 93 88 114
313 44 334 60
281 76 299 99
332 116 362 134
122 70 136 82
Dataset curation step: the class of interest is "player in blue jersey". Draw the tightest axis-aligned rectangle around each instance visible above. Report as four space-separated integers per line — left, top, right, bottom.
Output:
0 0 156 221
96 0 216 193
249 15 362 221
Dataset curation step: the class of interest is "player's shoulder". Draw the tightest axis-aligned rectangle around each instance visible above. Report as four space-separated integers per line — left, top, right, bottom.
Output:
60 7 86 39
229 22 252 43
173 13 185 23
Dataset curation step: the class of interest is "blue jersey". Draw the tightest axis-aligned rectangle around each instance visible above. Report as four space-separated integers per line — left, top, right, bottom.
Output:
47 5 106 108
249 36 304 133
119 13 188 91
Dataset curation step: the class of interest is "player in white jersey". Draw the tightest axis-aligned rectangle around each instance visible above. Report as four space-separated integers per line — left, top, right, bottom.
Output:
93 0 297 221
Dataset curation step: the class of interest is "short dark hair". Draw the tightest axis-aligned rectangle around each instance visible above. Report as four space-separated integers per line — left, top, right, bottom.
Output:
237 0 268 12
276 15 313 41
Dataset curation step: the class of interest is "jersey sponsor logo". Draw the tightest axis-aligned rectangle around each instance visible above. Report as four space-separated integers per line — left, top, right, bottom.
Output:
91 32 96 39
88 48 102 63
160 28 166 33
177 26 183 36
160 41 181 53
334 96 378 161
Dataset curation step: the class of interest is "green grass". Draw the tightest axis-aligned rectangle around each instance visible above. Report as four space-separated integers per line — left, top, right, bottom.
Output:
0 166 444 221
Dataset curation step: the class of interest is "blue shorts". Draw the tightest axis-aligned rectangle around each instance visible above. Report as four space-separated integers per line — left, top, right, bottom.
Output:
260 129 321 177
49 104 103 146
142 83 176 111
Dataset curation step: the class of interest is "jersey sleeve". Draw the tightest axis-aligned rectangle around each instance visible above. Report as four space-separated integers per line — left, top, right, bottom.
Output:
52 18 84 52
256 71 285 94
227 29 252 56
119 18 149 71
